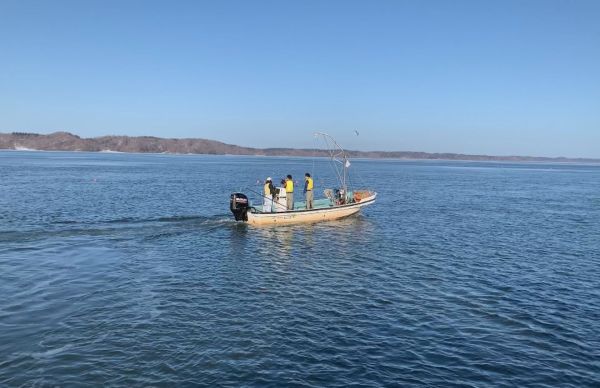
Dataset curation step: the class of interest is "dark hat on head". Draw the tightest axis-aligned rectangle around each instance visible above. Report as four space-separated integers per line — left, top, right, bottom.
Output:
287 174 292 179
305 173 311 177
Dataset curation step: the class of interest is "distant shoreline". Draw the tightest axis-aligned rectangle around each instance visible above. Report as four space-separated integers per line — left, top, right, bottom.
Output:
1 131 598 163
4 148 600 167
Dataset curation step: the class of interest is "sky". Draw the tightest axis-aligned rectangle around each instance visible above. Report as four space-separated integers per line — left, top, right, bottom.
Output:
1 0 599 158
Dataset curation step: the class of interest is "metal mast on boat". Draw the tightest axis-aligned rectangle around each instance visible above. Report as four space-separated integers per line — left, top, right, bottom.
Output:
313 132 351 196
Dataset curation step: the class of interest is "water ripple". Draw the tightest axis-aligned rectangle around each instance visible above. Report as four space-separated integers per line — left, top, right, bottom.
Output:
1 153 599 386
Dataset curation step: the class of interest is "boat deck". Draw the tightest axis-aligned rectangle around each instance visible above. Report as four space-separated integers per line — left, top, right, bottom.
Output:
244 191 377 225
251 190 373 214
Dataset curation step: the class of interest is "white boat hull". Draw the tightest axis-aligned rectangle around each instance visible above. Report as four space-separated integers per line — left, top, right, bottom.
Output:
246 193 376 226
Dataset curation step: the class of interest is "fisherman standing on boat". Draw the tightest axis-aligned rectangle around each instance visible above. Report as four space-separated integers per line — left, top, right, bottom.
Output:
304 173 314 209
285 174 294 210
263 177 275 212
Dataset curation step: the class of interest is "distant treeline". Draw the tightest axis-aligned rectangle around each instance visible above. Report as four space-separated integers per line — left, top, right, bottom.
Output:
0 131 598 163
10 132 42 137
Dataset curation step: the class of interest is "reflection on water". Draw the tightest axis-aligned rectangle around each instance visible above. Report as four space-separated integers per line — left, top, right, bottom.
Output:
247 214 376 262
227 222 250 256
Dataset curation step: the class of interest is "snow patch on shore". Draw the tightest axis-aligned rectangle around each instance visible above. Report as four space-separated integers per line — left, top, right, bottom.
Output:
14 145 39 151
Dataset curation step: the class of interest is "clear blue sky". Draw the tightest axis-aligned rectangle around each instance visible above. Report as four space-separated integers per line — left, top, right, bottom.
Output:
1 0 599 157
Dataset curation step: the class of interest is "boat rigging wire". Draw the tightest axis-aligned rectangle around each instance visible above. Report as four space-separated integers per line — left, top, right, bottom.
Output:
313 132 350 194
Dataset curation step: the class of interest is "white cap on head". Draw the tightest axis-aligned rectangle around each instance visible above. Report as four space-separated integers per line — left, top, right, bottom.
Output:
266 177 271 181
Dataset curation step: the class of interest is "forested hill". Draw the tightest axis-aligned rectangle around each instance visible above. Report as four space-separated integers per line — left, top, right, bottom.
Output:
1 132 597 163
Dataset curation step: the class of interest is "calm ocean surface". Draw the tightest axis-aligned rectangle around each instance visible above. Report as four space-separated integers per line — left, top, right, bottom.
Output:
1 151 599 387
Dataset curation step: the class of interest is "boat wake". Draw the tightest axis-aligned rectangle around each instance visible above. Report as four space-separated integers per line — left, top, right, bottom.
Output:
0 214 235 246
50 214 229 225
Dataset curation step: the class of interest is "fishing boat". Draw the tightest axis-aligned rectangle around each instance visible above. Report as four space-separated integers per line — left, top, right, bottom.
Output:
229 133 377 226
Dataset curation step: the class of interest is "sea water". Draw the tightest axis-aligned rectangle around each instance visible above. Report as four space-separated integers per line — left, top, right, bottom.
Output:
1 151 599 386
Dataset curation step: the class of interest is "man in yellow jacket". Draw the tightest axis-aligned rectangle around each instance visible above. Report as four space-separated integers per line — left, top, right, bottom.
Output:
304 173 314 209
285 174 294 210
263 177 275 212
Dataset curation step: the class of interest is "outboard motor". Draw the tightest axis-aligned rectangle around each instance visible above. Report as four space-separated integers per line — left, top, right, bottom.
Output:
230 193 249 221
